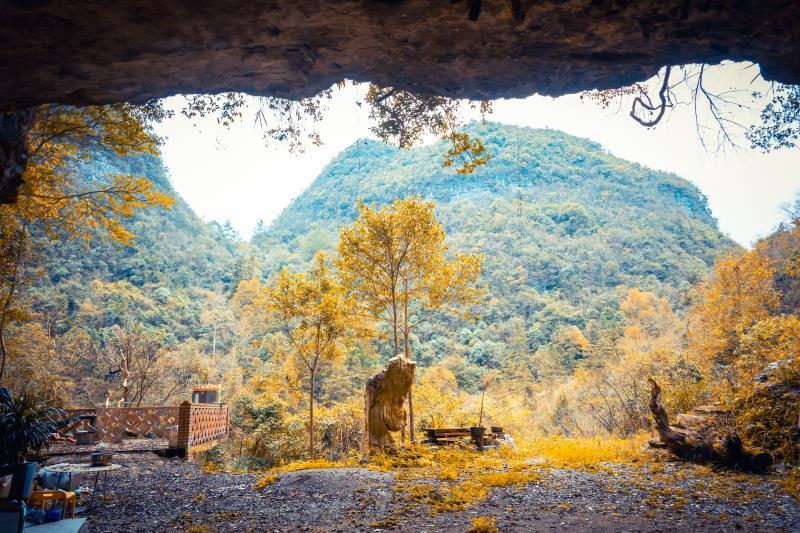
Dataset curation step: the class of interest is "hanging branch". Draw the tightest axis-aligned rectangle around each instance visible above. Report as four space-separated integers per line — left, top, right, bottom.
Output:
373 88 397 104
630 66 673 127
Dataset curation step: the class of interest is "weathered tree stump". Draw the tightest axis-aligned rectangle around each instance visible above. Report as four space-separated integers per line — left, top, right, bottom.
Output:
364 355 415 453
647 378 772 473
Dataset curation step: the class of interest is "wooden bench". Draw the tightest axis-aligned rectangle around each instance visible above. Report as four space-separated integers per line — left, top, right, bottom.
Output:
423 427 505 448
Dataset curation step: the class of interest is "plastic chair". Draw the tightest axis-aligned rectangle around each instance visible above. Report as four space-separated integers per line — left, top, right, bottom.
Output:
27 489 77 519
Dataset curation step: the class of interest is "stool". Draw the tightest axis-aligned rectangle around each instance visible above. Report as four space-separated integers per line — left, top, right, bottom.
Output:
28 490 77 518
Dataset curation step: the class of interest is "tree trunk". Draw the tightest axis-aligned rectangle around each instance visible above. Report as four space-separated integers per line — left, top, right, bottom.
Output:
121 375 130 407
478 386 486 427
402 275 415 443
407 390 415 444
309 368 316 459
0 225 26 386
0 109 34 205
364 355 416 453
391 285 399 357
212 322 217 362
647 378 772 473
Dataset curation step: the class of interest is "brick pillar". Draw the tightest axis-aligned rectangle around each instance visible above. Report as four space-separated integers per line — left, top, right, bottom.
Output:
177 401 191 457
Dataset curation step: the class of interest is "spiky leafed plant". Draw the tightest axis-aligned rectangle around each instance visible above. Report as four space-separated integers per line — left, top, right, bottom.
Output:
0 388 67 465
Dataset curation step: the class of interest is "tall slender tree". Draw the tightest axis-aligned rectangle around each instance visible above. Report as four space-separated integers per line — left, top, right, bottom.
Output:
268 252 353 458
337 196 481 442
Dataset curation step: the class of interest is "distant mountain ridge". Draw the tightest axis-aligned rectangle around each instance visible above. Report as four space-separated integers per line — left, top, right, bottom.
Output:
28 123 736 373
262 123 719 244
252 122 735 367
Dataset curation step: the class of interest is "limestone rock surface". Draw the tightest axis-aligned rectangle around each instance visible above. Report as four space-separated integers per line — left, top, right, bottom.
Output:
2 1 800 107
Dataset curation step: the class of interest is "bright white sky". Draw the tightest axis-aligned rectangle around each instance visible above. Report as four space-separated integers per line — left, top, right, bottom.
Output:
154 62 800 247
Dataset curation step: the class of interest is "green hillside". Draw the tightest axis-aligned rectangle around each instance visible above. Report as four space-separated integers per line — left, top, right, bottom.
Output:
39 152 239 289
28 152 241 350
25 122 736 383
252 122 736 371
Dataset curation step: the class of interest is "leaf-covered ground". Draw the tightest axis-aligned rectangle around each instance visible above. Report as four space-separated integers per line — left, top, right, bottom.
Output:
50 451 799 532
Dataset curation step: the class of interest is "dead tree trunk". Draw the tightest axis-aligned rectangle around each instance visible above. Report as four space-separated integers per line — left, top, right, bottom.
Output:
364 355 415 454
0 109 34 204
647 378 772 473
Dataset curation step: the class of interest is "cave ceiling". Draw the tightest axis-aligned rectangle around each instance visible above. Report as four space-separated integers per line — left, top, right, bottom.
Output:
1 0 800 108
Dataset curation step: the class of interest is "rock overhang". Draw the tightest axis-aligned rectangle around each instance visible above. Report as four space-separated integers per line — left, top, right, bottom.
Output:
1 0 799 108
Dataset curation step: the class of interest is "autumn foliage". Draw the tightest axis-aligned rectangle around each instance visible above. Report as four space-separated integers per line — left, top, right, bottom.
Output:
0 103 173 388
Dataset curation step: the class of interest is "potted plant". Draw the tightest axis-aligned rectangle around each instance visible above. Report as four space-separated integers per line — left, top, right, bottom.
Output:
0 388 66 500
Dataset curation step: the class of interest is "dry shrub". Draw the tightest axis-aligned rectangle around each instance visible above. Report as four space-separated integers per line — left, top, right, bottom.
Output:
735 359 800 464
317 396 364 461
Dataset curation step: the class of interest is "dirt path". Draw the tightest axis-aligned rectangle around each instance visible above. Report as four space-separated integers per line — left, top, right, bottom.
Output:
49 453 799 532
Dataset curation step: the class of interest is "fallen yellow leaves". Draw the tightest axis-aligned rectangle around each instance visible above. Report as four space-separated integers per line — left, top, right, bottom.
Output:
526 434 649 469
469 515 498 533
382 445 540 514
780 469 800 501
253 457 346 490
253 473 277 490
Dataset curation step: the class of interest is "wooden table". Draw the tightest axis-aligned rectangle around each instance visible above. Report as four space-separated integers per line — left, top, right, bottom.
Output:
44 463 122 511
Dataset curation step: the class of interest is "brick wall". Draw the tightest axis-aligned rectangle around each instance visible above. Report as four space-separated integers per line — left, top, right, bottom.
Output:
66 403 229 455
176 402 230 455
65 407 179 443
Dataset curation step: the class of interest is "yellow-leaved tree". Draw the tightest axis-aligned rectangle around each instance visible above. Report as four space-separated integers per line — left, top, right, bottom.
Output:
687 246 800 462
688 250 779 382
571 288 692 436
268 252 354 458
15 103 173 243
0 103 174 385
336 196 481 441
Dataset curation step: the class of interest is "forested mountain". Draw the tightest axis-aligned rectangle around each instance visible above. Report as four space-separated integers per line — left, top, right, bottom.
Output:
38 152 239 290
22 122 735 401
252 122 736 372
26 153 242 359
17 118 800 469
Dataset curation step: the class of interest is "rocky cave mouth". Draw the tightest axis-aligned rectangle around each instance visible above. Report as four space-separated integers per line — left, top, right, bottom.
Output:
1 0 800 205
1 0 799 107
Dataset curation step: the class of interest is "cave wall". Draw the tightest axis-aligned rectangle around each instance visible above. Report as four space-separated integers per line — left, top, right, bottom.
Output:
1 0 800 108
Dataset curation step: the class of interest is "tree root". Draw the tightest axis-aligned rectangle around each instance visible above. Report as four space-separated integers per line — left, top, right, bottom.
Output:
647 378 772 473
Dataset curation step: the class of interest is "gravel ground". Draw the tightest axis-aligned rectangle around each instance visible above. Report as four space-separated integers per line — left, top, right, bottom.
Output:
46 453 799 532
48 438 169 456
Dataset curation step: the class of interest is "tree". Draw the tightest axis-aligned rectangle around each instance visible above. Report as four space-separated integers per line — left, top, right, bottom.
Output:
414 366 466 429
688 250 779 371
0 103 174 385
10 103 173 244
268 252 353 458
337 196 481 441
0 219 29 385
365 85 493 174
581 63 800 153
534 325 591 378
747 84 800 151
570 288 693 436
99 325 189 407
183 86 494 174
